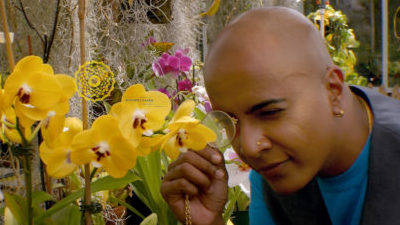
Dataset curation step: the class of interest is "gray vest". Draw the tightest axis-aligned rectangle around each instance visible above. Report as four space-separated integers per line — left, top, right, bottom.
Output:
263 86 400 225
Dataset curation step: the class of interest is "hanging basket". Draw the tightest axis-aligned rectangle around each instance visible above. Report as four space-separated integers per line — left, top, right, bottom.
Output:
116 0 173 24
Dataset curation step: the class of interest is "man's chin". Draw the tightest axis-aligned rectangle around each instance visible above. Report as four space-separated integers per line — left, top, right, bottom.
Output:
263 176 310 195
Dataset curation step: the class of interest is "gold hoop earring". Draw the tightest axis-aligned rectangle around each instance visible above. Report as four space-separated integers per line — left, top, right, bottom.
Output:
334 109 345 117
256 141 261 146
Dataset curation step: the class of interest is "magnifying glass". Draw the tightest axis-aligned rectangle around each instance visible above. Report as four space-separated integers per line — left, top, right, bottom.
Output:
201 110 237 149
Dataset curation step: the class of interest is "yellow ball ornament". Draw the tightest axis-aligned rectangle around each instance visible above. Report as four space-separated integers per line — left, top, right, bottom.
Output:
74 61 115 102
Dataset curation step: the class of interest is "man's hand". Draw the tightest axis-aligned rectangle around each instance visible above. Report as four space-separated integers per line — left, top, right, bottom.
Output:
161 146 228 225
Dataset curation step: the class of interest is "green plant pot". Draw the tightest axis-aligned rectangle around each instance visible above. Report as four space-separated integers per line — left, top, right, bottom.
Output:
231 211 249 225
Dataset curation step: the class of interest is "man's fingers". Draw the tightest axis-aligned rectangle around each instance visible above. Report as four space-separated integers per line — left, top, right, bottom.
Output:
168 150 219 178
161 178 199 197
164 162 211 189
196 145 225 167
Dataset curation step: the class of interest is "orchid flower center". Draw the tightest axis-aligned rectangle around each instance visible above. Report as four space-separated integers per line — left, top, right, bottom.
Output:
238 162 250 172
17 84 32 104
176 128 188 148
132 109 147 130
91 141 111 161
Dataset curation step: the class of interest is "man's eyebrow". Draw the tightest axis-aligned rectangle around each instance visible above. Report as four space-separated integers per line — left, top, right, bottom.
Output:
247 99 286 114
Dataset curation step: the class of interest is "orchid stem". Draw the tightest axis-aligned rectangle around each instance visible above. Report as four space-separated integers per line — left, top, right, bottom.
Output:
15 117 28 146
28 120 43 143
1 119 16 129
83 164 92 225
89 167 97 180
23 152 33 225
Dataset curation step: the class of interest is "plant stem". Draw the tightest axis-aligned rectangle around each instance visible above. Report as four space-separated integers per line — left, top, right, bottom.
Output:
84 164 92 225
0 0 15 71
23 153 33 225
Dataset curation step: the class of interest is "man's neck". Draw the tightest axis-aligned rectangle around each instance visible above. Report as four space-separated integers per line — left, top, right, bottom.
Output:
320 90 371 177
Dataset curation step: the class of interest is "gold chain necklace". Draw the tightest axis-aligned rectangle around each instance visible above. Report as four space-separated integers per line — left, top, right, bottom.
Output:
357 96 373 133
185 194 192 225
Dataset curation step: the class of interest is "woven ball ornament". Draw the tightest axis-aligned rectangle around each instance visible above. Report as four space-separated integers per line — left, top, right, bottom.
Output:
74 61 115 102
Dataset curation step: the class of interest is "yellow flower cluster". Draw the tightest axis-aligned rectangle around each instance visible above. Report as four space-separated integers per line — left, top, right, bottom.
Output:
1 56 216 179
0 56 75 144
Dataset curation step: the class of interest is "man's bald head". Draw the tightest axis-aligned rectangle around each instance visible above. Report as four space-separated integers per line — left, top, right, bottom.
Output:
204 7 333 88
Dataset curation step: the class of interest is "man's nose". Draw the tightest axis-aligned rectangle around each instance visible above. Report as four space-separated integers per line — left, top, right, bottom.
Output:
238 120 272 158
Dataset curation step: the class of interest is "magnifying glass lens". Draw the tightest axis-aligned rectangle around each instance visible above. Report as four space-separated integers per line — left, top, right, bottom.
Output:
201 110 236 149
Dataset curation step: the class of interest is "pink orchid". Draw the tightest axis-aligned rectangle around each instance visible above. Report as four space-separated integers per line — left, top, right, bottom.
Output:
141 36 157 47
152 49 192 77
177 79 193 92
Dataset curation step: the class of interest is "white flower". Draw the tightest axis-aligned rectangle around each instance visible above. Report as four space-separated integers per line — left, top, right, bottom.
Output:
192 85 208 102
224 147 250 197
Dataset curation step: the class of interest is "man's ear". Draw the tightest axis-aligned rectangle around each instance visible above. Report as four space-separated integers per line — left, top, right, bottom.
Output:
324 66 345 112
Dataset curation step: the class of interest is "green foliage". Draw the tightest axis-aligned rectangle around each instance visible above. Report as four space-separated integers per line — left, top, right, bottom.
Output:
223 186 249 223
131 150 177 225
33 171 139 224
140 213 158 225
50 204 81 225
308 5 367 86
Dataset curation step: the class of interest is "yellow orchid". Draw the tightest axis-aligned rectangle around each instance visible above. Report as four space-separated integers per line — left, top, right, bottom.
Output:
136 134 164 156
0 106 31 144
3 56 74 124
70 115 138 178
39 117 82 178
41 114 65 148
110 84 171 147
39 74 75 145
160 100 216 160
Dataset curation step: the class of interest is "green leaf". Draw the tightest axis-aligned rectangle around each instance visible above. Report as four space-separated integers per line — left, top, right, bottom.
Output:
4 193 27 225
32 191 55 206
4 206 20 225
102 101 112 114
51 204 80 225
193 107 206 121
68 172 81 190
223 187 241 223
34 171 140 224
140 213 158 225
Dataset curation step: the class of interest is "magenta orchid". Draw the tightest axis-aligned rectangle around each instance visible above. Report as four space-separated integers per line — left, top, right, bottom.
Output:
152 48 192 77
177 79 193 92
141 36 156 47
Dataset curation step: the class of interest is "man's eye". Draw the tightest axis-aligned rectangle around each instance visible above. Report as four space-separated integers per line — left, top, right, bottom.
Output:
258 109 283 117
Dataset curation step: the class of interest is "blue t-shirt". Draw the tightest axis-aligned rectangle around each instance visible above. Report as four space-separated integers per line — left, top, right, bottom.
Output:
249 136 371 225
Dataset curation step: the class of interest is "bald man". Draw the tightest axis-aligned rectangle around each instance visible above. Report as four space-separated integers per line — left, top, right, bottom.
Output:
161 7 400 225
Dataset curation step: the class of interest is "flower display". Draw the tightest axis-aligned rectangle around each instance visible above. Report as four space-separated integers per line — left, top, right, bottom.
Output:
39 117 82 178
160 100 216 159
152 48 192 77
3 56 73 127
70 115 138 178
109 84 171 147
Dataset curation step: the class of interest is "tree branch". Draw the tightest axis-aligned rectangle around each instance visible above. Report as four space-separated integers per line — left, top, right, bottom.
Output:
17 0 44 44
43 0 60 63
